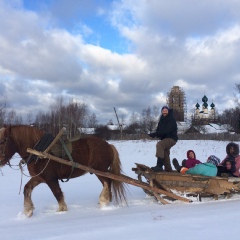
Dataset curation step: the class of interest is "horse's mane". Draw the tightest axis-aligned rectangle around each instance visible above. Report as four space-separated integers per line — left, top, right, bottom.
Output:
5 124 45 150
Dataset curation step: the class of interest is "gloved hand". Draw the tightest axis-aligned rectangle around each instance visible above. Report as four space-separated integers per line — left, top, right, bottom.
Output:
148 132 157 138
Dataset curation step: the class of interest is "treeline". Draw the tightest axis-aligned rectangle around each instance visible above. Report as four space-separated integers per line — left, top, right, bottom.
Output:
217 84 240 133
0 96 23 125
218 107 240 133
0 96 160 138
1 83 240 138
0 96 96 137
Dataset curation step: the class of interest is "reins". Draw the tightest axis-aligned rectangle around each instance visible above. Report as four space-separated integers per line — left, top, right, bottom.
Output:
0 129 53 194
18 158 51 195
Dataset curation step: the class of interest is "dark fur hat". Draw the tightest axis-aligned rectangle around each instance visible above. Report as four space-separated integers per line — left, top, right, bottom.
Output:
226 142 239 157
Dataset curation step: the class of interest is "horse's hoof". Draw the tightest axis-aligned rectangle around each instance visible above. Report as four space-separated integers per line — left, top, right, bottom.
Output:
58 206 68 212
99 201 109 208
24 210 33 217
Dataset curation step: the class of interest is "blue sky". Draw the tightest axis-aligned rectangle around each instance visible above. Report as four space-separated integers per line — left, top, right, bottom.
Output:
22 0 128 53
1 0 240 124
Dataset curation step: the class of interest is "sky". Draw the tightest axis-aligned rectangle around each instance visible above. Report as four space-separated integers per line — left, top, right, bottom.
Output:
1 0 240 124
1 139 240 240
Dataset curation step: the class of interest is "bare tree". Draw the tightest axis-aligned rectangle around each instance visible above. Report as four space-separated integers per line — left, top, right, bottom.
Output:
140 106 158 133
234 83 240 106
88 113 98 127
6 109 23 124
26 112 34 125
0 96 7 126
217 83 240 133
64 101 89 138
129 111 139 124
125 111 140 134
218 107 240 133
34 96 90 138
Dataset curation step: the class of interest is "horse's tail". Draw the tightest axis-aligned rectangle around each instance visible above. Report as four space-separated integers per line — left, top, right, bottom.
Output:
109 144 128 205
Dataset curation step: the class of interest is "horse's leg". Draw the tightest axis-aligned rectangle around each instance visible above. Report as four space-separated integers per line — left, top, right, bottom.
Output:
97 176 112 207
23 177 42 217
46 179 67 212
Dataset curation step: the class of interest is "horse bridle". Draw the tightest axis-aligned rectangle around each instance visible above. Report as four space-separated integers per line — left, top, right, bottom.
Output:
0 137 10 165
0 133 42 167
0 135 20 166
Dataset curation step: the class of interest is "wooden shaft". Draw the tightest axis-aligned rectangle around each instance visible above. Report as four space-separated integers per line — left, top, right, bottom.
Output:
152 191 170 205
27 148 191 203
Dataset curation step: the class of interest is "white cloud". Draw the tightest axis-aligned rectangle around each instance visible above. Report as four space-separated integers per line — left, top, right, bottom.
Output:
1 0 240 123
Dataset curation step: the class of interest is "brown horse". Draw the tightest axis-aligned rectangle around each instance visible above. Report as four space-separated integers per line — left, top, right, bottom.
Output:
0 125 127 217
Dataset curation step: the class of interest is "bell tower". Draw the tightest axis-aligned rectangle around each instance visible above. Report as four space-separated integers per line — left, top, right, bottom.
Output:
167 86 187 121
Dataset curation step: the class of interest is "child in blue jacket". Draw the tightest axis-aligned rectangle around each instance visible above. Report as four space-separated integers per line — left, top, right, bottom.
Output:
173 155 219 177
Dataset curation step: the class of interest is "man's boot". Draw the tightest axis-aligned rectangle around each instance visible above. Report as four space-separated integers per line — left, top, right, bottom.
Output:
151 158 164 172
172 158 181 172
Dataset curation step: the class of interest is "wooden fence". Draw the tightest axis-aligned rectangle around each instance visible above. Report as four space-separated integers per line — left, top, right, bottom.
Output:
109 132 240 141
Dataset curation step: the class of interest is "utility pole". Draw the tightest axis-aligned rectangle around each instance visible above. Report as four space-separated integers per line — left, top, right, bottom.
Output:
114 107 123 140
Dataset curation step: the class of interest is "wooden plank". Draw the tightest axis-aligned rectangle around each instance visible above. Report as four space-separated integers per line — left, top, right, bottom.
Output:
152 191 170 205
149 179 170 205
26 148 191 203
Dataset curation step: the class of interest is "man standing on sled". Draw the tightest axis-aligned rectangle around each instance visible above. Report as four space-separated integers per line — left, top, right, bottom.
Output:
148 106 178 172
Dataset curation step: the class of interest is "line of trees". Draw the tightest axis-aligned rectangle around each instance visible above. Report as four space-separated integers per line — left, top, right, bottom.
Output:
0 97 23 126
95 106 160 139
0 95 161 138
217 84 240 133
0 96 97 137
1 83 240 137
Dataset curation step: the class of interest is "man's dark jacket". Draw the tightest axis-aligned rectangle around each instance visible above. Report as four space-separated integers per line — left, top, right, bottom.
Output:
151 109 178 142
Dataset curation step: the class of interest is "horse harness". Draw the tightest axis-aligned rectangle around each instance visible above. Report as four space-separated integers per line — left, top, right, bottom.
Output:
0 132 75 182
28 133 76 182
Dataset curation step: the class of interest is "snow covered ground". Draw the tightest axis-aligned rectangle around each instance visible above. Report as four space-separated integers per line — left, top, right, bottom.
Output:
0 139 239 240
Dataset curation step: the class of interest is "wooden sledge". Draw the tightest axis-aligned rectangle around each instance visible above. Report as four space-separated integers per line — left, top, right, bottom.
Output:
132 163 240 201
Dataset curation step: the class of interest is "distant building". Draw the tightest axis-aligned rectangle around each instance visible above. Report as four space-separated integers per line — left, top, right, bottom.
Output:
192 95 217 125
78 127 95 135
185 123 230 134
167 86 187 122
177 121 190 134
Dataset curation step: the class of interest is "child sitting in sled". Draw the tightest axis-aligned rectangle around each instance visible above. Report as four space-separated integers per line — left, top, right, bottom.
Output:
217 158 236 177
172 150 201 174
217 142 240 177
183 150 201 168
173 151 219 177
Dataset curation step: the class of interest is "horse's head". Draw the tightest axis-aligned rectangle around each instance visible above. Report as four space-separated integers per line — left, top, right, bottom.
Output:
0 126 14 166
0 125 46 167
